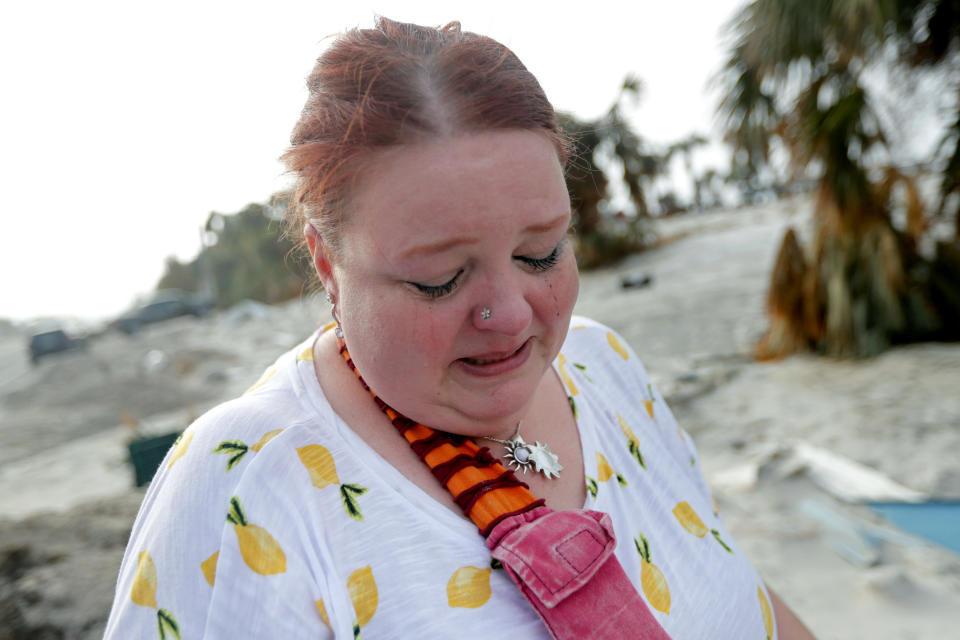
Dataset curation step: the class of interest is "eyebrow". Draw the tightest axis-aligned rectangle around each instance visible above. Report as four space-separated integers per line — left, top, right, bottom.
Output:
399 212 570 259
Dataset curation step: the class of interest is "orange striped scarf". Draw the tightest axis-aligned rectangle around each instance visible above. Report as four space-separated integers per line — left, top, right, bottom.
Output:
338 339 544 537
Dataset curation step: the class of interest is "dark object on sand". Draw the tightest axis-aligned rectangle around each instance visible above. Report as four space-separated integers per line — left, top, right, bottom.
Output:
620 274 654 290
111 289 213 334
28 329 87 364
128 432 181 486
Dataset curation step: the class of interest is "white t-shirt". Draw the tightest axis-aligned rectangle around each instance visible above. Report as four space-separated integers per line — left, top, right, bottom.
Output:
105 317 777 639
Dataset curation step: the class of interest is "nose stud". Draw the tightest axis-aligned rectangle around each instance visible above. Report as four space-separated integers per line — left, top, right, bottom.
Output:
480 307 492 320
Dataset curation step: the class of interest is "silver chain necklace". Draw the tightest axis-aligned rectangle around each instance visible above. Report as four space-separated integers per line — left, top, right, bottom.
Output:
480 421 563 480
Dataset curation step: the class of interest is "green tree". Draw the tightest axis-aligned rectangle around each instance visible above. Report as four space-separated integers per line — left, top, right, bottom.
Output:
559 77 665 268
717 0 960 357
156 197 312 308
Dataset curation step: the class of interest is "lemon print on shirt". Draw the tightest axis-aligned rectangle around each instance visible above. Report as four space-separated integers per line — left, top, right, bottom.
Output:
758 586 774 639
634 532 671 615
131 550 158 609
245 367 277 394
201 551 219 587
226 496 286 575
596 452 627 486
642 383 655 419
673 501 708 537
447 566 492 608
556 353 579 396
617 413 647 469
348 566 378 638
316 599 331 628
166 430 193 469
298 444 369 521
673 501 735 553
607 331 629 360
212 429 282 471
130 550 182 639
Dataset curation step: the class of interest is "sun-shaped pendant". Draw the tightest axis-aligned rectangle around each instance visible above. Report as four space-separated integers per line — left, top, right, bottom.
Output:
502 435 563 480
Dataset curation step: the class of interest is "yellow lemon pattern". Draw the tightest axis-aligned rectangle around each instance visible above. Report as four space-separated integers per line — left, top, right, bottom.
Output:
245 367 277 394
298 444 369 521
201 551 218 587
634 532 671 615
213 429 282 471
129 550 182 639
556 353 579 396
251 429 282 452
596 452 627 486
297 346 314 362
316 598 330 628
618 413 647 469
166 430 193 469
348 566 378 637
758 586 774 640
447 566 492 608
607 331 629 360
643 383 655 419
227 496 287 575
131 550 158 609
673 501 708 538
298 444 339 488
674 501 734 553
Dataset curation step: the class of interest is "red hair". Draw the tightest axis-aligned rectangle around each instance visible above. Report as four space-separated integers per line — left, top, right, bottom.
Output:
283 17 568 256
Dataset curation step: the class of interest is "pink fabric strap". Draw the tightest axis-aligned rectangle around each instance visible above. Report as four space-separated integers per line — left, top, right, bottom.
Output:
487 507 671 639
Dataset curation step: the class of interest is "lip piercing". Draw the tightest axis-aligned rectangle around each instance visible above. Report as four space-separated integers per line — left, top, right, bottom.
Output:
480 307 492 320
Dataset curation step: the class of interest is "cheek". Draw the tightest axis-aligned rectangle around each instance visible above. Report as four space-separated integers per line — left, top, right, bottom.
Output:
545 259 580 319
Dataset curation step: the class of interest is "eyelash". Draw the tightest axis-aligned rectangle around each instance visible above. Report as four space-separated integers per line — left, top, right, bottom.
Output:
517 243 563 271
411 270 464 298
408 242 564 299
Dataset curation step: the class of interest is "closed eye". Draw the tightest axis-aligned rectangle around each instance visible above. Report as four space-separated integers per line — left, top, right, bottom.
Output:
516 241 563 272
408 270 463 298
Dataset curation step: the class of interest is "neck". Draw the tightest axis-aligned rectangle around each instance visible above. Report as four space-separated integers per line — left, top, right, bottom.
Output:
336 335 545 535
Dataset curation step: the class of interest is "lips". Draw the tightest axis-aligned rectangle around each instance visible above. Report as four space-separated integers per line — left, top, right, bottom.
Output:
462 356 506 365
462 352 517 365
455 338 532 377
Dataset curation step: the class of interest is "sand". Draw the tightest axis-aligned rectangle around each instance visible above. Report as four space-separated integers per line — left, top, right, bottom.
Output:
2 194 958 638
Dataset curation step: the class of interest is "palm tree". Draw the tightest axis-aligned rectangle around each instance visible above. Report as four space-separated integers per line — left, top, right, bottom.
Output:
717 0 960 358
559 76 665 268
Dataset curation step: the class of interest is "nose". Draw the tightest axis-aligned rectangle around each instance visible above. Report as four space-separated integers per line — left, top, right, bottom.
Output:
472 274 532 336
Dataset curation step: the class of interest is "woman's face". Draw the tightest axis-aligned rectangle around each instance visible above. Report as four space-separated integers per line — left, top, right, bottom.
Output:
316 129 579 436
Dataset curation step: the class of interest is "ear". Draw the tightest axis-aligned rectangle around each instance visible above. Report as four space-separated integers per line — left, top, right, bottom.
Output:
304 223 337 298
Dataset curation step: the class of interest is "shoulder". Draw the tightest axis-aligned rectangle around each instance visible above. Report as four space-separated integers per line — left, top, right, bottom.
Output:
559 315 652 392
563 316 641 360
105 334 336 637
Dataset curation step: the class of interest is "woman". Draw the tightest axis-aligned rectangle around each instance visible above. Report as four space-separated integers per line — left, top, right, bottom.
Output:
106 18 814 639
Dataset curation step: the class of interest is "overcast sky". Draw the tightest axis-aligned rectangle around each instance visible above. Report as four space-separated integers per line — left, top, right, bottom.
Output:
1 0 745 322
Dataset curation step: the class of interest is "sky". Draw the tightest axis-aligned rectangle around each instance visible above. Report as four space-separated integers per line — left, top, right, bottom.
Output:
1 0 746 323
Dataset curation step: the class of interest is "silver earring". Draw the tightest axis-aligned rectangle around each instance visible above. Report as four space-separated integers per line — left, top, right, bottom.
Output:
325 292 333 304
480 307 492 320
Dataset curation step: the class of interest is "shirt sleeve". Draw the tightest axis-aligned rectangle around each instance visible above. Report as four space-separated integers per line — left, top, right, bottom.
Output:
104 398 338 639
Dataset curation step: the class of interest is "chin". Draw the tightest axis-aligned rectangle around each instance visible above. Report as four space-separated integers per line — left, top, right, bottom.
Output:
448 388 533 430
